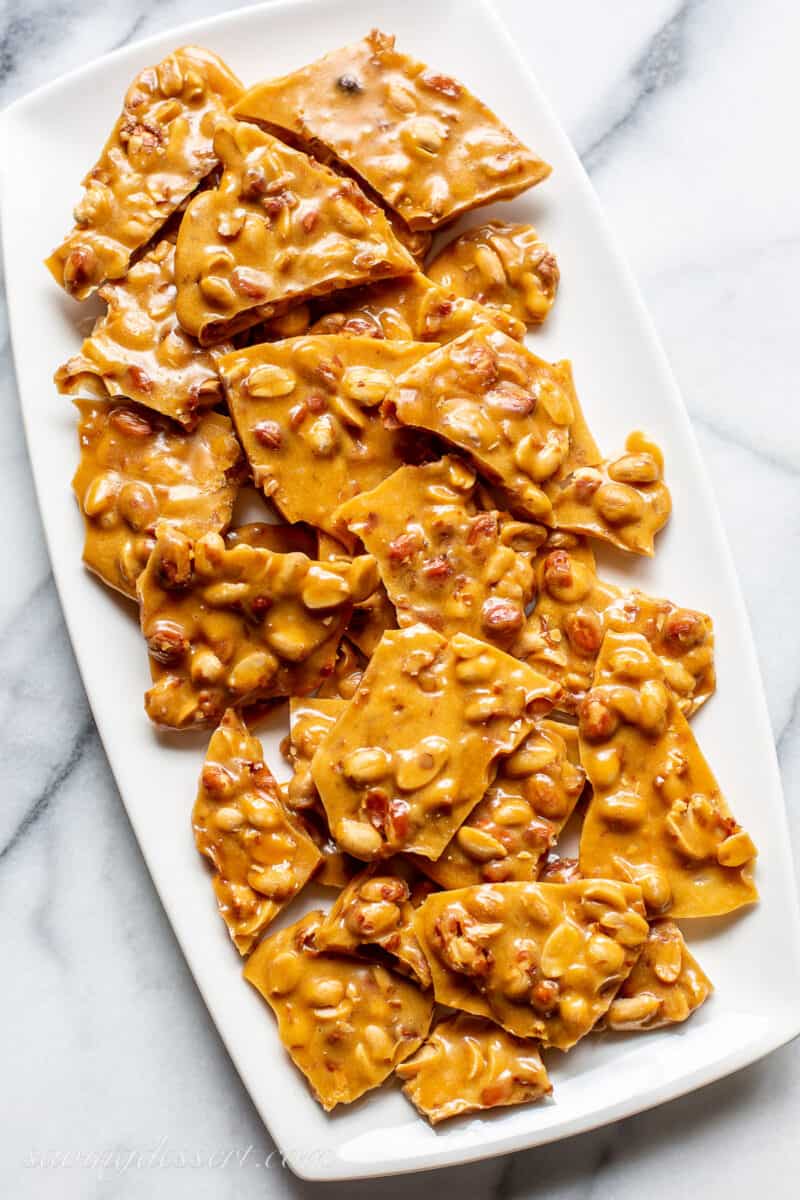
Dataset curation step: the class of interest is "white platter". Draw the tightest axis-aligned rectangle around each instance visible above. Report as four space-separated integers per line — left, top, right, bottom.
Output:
2 0 799 1181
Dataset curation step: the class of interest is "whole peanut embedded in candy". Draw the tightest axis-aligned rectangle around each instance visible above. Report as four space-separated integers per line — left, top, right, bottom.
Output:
579 630 757 917
244 910 433 1110
312 624 560 861
604 920 712 1031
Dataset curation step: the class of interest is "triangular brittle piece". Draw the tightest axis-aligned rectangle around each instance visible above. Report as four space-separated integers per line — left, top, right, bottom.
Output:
426 221 559 326
56 240 230 429
578 630 757 917
547 433 671 556
336 456 543 647
310 271 525 342
311 624 560 861
137 526 378 729
193 709 321 954
310 858 434 987
397 1014 551 1124
414 719 585 889
46 47 243 298
233 30 550 230
390 327 600 522
244 911 433 1111
513 534 715 716
604 920 712 1031
218 335 432 536
175 117 415 344
72 401 242 598
414 879 649 1049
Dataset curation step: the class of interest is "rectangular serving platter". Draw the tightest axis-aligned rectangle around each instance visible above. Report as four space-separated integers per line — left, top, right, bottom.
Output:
2 0 799 1181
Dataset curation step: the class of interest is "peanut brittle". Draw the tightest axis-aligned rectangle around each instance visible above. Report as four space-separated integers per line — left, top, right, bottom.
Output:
46 47 243 298
174 118 415 344
137 526 378 728
427 221 559 326
414 879 648 1049
310 271 525 342
72 400 242 598
336 456 539 647
390 327 600 522
311 859 433 986
397 1013 551 1124
579 631 757 917
224 521 318 557
547 433 671 556
193 709 321 953
514 535 715 716
56 240 229 429
415 719 586 889
233 30 550 230
316 638 367 699
311 625 560 861
218 335 433 536
604 920 712 1031
314 531 398 658
539 856 582 884
244 910 433 1110
285 696 359 888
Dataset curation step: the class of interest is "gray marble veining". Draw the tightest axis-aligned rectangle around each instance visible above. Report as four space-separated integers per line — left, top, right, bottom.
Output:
1 1 798 1197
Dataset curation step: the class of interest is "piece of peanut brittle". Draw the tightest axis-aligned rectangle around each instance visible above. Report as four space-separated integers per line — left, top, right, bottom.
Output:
137 526 378 729
390 327 600 522
414 719 586 889
547 433 671 556
397 1013 551 1124
414 879 649 1049
244 910 433 1110
336 456 542 647
427 221 559 326
193 709 321 954
604 920 712 1031
233 29 550 230
72 400 242 598
56 240 230 429
578 631 757 917
514 534 715 716
46 47 243 298
309 271 525 343
311 624 560 861
174 117 415 344
311 858 433 987
219 335 433 536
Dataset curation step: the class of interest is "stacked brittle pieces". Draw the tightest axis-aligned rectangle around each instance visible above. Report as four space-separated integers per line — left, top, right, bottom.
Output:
50 29 756 1126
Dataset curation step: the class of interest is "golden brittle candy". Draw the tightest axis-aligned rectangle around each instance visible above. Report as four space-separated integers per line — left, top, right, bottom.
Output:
397 1013 551 1124
391 328 600 522
415 719 586 889
218 335 433 536
244 910 433 1110
539 856 581 884
427 221 559 326
46 47 243 298
174 117 415 344
311 624 560 861
137 527 378 729
311 859 434 987
316 638 366 700
604 920 712 1031
56 240 230 429
310 271 525 343
284 696 358 889
578 631 757 917
547 433 671 556
233 30 550 230
336 456 537 647
224 520 318 557
193 709 321 954
414 879 648 1049
514 535 715 716
72 400 242 598
314 532 398 658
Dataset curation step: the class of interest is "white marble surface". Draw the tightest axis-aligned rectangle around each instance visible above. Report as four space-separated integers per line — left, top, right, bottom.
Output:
1 0 799 1195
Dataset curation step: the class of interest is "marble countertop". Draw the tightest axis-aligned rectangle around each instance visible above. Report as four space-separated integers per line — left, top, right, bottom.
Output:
2 0 798 1196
